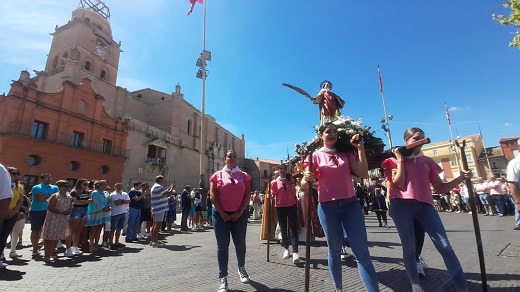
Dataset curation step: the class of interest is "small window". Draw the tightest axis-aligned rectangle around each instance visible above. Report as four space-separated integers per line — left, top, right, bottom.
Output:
137 94 142 98
466 154 473 163
26 155 41 166
433 150 438 156
491 161 499 169
71 131 85 147
161 96 164 100
263 170 268 178
100 70 107 80
85 61 92 72
78 100 86 114
31 121 48 139
187 119 192 135
147 145 166 160
102 139 112 154
449 146 455 154
100 165 109 174
69 161 80 171
450 157 458 167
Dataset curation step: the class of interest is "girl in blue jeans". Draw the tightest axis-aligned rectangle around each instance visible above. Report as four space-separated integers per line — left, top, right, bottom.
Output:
382 127 471 292
302 122 379 292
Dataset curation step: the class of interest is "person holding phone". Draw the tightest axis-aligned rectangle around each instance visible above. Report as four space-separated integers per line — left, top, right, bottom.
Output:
150 176 174 247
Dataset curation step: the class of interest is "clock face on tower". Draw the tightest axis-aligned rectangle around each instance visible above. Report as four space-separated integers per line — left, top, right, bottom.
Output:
95 48 105 59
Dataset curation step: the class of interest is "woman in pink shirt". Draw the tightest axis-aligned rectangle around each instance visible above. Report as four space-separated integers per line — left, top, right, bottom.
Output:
382 127 471 292
270 164 300 264
301 122 379 292
210 150 252 292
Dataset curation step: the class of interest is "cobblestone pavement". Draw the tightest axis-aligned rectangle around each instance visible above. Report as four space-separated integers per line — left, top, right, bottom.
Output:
0 212 519 292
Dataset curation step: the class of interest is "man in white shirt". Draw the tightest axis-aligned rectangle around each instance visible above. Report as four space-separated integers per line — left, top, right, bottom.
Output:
0 163 13 269
108 183 130 249
506 154 520 230
474 177 493 216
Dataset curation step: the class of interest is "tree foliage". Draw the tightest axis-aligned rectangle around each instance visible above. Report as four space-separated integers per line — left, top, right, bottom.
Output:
493 0 520 48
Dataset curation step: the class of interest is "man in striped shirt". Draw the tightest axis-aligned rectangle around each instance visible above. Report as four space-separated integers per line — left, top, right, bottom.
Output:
150 176 174 247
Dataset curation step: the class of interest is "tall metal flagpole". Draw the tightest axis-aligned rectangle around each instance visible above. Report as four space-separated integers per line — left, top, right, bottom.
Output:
378 66 393 148
198 0 207 189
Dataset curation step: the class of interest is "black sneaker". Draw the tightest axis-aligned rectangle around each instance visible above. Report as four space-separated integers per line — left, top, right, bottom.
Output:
217 277 228 292
237 267 250 283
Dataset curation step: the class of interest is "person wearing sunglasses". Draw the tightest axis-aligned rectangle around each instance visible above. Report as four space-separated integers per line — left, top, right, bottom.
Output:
0 167 24 264
65 178 92 256
210 150 252 292
301 122 379 292
86 180 111 253
269 164 300 264
42 180 73 262
29 173 58 256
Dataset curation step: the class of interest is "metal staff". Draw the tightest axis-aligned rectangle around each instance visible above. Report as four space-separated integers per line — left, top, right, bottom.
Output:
455 140 488 291
304 150 314 292
266 183 271 262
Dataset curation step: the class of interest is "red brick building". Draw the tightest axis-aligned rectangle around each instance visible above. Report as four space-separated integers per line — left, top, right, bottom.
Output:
0 75 127 189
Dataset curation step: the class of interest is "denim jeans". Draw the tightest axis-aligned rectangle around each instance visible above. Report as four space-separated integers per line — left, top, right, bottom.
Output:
212 209 248 278
126 208 141 240
275 204 299 252
390 199 467 290
318 197 379 291
491 195 507 215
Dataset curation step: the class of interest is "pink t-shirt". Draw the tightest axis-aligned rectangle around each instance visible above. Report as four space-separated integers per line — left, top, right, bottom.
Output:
382 156 442 205
303 150 357 203
270 178 296 207
210 170 251 212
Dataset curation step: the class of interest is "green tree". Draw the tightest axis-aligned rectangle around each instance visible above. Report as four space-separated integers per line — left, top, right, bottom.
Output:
493 0 520 48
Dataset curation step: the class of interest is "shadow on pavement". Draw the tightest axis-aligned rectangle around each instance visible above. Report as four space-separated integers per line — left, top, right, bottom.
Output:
0 268 26 281
164 244 200 252
241 280 294 292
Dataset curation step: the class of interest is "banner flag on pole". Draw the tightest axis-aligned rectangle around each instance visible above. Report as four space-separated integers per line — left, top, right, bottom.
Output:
445 102 451 126
187 0 203 16
377 65 384 94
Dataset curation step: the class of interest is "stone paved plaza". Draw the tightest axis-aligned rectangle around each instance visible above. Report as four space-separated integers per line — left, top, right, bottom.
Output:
0 212 519 292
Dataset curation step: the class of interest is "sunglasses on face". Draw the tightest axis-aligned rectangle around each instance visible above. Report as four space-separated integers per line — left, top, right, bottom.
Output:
44 177 52 180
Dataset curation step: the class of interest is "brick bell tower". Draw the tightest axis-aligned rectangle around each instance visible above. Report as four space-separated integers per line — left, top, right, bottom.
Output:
44 0 121 86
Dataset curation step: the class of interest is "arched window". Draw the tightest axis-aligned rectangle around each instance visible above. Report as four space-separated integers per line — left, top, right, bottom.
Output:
60 52 68 66
100 70 107 80
85 61 91 72
78 100 86 114
51 56 58 69
187 119 192 135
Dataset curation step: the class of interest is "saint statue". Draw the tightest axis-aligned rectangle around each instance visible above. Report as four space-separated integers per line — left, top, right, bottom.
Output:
312 80 345 124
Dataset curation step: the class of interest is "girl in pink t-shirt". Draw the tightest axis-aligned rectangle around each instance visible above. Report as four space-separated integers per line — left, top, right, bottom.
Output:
209 150 251 291
301 122 379 292
382 127 471 292
270 164 300 264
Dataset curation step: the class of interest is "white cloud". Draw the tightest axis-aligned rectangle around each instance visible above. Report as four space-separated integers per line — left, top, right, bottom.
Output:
504 122 512 127
448 106 459 111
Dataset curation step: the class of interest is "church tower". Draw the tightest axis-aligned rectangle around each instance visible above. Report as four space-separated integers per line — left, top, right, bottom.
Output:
44 0 121 86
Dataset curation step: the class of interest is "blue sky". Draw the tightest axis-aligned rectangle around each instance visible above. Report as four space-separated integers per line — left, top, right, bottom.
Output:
1 1 519 161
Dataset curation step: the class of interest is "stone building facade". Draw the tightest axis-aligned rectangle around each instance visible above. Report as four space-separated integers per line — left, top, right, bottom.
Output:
0 5 244 190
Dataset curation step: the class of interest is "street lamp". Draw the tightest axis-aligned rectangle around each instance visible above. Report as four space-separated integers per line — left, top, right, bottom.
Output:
195 1 211 191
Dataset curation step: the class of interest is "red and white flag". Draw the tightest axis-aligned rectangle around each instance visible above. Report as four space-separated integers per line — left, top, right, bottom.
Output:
377 65 384 94
444 103 451 126
188 0 203 16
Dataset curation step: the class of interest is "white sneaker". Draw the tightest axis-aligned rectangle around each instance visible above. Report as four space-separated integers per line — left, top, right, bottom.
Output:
64 248 76 257
73 247 83 255
137 234 145 240
292 252 300 264
282 249 290 259
237 267 250 283
217 277 228 292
